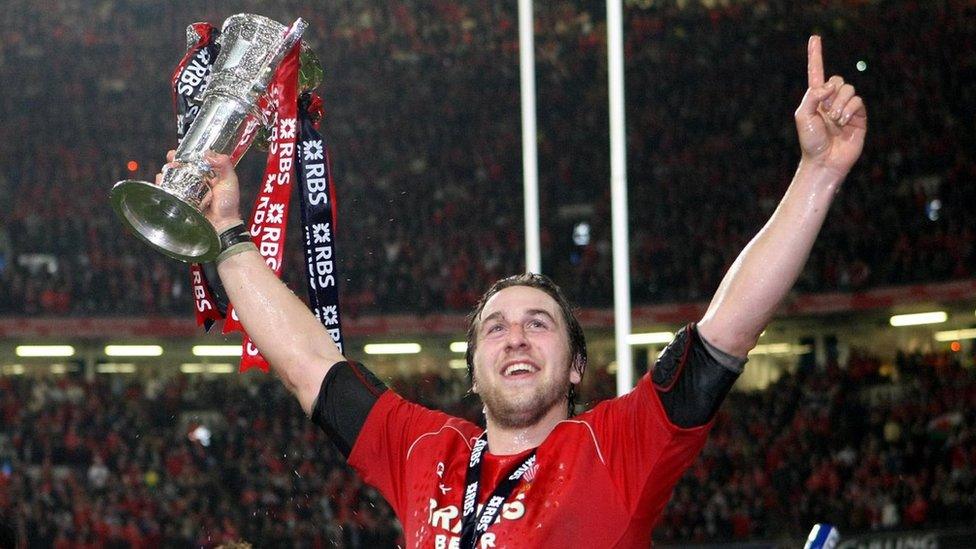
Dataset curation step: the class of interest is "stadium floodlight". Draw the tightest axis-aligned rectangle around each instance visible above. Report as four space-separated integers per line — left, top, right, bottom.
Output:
750 343 812 356
96 363 137 374
889 311 947 327
449 341 468 353
626 332 674 345
363 343 422 355
104 345 163 357
192 345 243 357
181 363 236 374
750 343 793 355
16 345 75 357
49 364 75 374
934 328 976 342
449 359 468 370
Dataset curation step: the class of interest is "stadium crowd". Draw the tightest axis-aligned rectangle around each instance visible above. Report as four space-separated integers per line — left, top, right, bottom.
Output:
0 349 973 546
1 0 974 316
658 351 976 542
0 372 401 547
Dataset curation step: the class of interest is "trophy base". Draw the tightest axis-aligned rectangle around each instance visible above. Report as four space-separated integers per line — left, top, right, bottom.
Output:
110 180 221 263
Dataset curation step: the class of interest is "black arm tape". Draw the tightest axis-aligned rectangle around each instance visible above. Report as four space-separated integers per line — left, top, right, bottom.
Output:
311 361 388 457
652 324 743 428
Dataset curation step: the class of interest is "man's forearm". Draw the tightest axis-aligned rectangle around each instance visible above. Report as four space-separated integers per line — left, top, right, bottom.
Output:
217 247 345 415
698 160 844 357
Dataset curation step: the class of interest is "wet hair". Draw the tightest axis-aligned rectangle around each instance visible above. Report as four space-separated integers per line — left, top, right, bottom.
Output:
464 273 588 417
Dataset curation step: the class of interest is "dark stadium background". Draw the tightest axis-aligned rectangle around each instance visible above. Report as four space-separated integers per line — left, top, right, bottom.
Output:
0 0 974 547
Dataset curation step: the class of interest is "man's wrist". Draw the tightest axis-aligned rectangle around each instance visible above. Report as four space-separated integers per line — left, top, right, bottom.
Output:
796 157 848 187
213 218 245 234
216 241 258 265
218 222 251 251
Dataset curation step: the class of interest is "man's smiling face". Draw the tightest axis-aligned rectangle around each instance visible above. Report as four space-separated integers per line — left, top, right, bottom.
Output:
471 285 581 429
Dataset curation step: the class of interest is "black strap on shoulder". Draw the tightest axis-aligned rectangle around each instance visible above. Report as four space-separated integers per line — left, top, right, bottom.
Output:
311 361 387 457
652 324 744 428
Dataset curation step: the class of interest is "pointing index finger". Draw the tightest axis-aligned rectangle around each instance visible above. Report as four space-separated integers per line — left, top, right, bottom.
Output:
807 35 824 88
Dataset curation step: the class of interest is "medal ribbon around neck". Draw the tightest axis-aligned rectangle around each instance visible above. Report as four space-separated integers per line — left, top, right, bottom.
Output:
459 432 537 549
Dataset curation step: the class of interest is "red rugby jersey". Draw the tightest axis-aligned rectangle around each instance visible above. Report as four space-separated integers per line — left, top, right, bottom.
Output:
348 372 713 548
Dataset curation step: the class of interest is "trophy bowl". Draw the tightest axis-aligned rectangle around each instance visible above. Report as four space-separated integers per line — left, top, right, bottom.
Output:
111 13 311 263
111 178 219 262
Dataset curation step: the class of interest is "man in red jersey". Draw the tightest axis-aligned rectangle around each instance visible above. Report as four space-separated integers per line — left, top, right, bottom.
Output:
179 36 865 547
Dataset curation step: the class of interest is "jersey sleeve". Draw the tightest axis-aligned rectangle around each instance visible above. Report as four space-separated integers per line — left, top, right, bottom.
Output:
311 361 388 457
345 390 465 515
581 323 741 522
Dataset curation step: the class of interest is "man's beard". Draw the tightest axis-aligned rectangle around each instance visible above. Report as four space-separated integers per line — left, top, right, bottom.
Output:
478 376 569 430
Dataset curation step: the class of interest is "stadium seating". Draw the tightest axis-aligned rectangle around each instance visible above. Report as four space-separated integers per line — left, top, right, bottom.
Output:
0 0 973 316
1 0 974 545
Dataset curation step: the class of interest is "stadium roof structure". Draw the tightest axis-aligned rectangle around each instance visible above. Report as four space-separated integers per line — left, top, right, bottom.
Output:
2 278 974 339
2 279 975 379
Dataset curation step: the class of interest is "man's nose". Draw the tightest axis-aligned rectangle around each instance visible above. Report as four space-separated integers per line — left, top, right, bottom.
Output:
504 324 529 349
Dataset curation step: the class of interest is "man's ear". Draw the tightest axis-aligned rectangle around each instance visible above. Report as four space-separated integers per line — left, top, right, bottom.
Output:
570 357 583 385
570 370 582 385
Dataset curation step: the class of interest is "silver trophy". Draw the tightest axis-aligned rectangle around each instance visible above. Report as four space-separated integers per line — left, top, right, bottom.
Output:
110 14 308 262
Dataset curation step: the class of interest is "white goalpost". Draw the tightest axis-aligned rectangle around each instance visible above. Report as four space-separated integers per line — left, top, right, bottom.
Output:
518 0 632 396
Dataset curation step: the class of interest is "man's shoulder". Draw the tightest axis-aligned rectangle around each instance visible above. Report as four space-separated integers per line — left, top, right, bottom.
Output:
373 393 482 457
574 373 658 418
401 411 482 460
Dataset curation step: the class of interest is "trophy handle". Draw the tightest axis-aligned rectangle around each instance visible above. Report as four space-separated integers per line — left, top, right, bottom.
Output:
263 18 307 91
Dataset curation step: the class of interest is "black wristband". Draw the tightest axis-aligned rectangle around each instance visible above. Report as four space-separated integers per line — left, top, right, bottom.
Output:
218 223 250 251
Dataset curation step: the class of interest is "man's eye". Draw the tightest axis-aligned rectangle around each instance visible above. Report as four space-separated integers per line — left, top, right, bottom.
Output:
487 324 503 333
528 319 546 329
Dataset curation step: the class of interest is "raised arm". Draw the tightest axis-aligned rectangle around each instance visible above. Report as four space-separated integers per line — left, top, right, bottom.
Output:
697 36 867 357
190 151 346 415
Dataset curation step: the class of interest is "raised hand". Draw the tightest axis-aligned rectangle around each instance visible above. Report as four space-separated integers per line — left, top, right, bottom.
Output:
794 35 867 178
156 150 243 233
200 151 244 232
